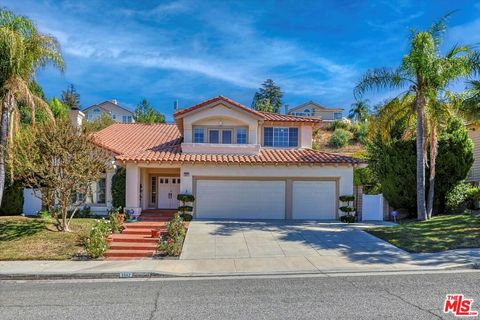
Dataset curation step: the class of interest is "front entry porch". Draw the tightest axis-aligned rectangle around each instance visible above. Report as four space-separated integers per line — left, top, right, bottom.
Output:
125 164 183 215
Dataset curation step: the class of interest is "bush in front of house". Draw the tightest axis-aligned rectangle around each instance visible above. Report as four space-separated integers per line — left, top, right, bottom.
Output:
446 183 480 213
368 118 473 215
108 207 125 234
328 128 352 148
158 213 187 256
111 167 126 209
85 219 112 258
177 193 195 221
0 180 24 215
339 195 356 223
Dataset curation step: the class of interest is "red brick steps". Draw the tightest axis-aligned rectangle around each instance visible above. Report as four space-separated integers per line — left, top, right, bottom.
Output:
105 249 155 258
105 209 183 260
109 242 157 251
108 234 158 243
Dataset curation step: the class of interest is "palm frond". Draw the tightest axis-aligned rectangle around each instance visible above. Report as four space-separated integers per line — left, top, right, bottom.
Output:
354 67 413 99
428 10 457 46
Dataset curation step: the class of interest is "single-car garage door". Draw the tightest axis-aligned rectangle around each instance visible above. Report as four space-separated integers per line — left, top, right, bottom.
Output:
292 180 337 219
195 179 285 219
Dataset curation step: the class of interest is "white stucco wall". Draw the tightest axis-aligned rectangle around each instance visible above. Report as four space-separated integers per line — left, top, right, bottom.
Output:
182 104 259 144
300 125 313 148
180 164 354 217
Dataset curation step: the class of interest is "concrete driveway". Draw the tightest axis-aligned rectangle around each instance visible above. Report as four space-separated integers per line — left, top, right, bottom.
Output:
180 220 413 269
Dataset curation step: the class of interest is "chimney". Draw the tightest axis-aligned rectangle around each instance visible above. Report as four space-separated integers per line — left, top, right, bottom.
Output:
69 109 85 129
110 99 117 104
173 100 179 111
284 104 289 115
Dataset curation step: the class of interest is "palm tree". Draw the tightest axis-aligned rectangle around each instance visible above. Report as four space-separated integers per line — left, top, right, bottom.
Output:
354 13 480 220
349 99 369 122
0 9 64 205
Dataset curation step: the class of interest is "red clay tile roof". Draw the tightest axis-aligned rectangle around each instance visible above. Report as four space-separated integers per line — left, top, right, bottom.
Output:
174 96 319 123
259 112 320 123
93 123 361 166
174 96 263 118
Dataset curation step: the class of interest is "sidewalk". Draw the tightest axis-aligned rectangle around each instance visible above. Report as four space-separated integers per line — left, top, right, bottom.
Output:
0 249 479 279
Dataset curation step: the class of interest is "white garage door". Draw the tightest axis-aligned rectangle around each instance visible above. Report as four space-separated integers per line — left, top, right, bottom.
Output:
292 181 337 220
196 180 285 219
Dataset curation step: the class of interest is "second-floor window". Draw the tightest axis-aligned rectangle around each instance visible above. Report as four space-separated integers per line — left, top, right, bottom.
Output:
122 115 133 123
264 127 298 147
193 127 247 144
334 112 342 120
194 128 205 143
236 128 247 144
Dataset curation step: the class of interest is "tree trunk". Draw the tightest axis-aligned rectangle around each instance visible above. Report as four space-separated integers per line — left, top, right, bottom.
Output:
0 92 13 207
61 205 70 232
427 124 438 219
416 93 427 221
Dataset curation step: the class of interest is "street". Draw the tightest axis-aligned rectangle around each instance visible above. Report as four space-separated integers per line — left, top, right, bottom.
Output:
1 271 479 319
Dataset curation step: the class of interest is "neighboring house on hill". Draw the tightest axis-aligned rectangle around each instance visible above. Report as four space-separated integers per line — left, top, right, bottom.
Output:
92 96 362 220
287 101 344 121
83 99 134 123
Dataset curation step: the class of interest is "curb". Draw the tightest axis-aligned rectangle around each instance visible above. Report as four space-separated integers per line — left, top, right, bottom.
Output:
0 263 476 281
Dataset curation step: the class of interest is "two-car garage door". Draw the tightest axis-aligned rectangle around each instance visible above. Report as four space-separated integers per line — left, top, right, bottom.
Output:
195 179 337 220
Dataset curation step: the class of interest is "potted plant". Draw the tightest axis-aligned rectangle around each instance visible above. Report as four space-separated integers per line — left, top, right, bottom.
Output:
177 194 195 221
339 195 356 223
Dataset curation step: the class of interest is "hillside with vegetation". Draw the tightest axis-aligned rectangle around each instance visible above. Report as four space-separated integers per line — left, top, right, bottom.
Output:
313 120 367 156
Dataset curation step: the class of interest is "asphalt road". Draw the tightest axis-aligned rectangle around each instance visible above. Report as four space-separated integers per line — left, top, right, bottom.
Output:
0 271 479 319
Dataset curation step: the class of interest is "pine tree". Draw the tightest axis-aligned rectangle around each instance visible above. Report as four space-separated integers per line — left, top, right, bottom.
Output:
252 79 283 113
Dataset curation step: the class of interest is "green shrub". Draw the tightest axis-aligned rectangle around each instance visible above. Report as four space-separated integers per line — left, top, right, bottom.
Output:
445 182 480 213
339 195 356 223
85 219 112 258
332 120 351 131
340 215 356 223
368 118 473 214
180 213 193 221
0 180 24 215
38 210 52 220
108 207 125 233
177 194 195 217
111 167 126 208
353 122 368 144
158 213 187 256
177 194 195 202
353 167 381 194
328 129 352 148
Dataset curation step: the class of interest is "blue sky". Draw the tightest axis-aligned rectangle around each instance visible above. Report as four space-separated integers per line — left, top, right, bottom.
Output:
3 0 480 120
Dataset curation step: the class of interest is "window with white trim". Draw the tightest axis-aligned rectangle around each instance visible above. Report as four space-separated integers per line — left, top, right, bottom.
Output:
264 127 298 147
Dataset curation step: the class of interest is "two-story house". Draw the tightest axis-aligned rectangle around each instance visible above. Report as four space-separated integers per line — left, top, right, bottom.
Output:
93 96 361 220
287 101 344 121
83 99 135 123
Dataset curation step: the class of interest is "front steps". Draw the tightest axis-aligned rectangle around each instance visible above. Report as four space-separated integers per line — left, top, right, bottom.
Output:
105 210 180 260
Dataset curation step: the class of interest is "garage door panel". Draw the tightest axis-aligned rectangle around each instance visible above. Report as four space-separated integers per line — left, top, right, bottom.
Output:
292 181 336 220
196 180 285 219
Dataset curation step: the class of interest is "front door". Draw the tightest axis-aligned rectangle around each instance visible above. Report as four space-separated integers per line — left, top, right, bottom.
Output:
157 177 181 209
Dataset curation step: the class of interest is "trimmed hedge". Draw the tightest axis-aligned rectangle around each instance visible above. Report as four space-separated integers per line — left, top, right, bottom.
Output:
111 167 126 209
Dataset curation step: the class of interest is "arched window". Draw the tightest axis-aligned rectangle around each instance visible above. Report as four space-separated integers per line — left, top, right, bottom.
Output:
303 109 311 116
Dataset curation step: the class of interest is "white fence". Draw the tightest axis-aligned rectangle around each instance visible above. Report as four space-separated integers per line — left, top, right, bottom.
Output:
361 194 384 221
23 189 42 215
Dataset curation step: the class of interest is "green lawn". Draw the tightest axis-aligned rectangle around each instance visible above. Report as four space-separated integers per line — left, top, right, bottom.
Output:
0 216 96 260
367 214 480 253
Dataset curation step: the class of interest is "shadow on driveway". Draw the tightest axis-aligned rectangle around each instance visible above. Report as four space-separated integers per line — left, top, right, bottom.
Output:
182 219 478 268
